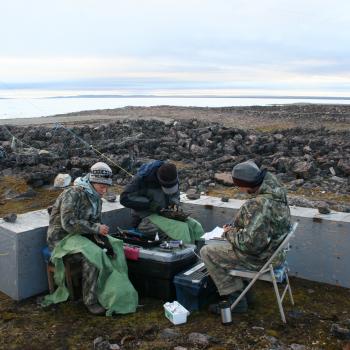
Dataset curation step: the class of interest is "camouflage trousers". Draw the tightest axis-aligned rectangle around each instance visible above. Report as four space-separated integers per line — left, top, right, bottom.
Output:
66 253 99 306
200 242 246 296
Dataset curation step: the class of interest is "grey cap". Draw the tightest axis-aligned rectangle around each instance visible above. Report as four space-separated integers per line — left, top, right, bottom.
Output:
232 160 262 187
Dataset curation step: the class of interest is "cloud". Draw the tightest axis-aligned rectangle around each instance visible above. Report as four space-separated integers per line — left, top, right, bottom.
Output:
1 54 349 97
1 0 350 97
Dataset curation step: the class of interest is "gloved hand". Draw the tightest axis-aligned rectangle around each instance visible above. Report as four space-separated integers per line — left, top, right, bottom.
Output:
169 197 180 207
149 201 162 213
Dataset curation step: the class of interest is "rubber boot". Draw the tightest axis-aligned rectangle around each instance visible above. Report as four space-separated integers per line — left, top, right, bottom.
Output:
87 303 105 315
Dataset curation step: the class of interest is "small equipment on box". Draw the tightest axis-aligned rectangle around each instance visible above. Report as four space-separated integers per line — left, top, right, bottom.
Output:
112 227 161 248
159 240 183 250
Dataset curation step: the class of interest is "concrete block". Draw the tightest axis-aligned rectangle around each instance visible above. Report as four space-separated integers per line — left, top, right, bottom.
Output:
180 195 350 288
0 199 129 300
1 194 349 300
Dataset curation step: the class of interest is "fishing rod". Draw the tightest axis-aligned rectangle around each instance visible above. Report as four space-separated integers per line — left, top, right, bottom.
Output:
0 79 135 178
1 125 42 153
53 122 134 178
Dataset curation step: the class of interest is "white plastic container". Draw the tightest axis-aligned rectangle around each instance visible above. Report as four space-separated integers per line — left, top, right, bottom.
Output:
163 301 190 325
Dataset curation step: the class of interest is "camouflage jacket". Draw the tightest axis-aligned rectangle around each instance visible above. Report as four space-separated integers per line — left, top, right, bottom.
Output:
226 172 291 269
47 184 102 250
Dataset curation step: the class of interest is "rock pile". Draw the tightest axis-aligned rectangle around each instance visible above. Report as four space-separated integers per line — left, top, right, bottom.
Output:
0 119 349 211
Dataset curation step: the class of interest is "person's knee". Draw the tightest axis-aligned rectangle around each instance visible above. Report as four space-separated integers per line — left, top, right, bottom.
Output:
200 244 212 262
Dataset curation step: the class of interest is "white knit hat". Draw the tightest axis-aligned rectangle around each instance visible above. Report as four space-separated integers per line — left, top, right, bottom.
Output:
89 162 113 185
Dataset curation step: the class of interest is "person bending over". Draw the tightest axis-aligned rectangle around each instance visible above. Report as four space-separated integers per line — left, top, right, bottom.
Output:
120 160 204 243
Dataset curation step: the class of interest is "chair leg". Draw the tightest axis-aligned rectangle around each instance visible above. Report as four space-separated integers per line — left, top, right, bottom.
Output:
64 263 75 300
285 272 295 306
270 264 286 324
47 265 55 294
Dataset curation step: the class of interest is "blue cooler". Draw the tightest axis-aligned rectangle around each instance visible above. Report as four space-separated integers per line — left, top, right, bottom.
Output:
174 262 218 311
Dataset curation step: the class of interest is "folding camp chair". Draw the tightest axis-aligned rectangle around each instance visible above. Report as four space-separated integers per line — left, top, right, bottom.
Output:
228 222 298 323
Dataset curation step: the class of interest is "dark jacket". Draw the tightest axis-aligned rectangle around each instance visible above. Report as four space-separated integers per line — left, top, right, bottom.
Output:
120 163 180 226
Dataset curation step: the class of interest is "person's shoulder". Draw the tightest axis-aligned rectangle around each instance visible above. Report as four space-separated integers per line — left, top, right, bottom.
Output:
264 171 284 188
242 196 263 212
61 186 84 199
128 174 144 186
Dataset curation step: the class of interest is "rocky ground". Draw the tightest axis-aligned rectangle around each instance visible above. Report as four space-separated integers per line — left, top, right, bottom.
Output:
0 105 349 214
0 104 350 349
0 277 349 350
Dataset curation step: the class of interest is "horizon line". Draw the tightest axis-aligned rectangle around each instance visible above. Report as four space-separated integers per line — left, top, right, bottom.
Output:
2 94 350 100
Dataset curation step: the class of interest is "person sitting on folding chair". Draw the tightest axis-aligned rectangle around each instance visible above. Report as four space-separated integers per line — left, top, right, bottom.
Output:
201 160 291 314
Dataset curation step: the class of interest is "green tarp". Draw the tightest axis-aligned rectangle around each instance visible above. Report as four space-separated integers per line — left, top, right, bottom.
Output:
148 214 204 243
42 235 138 316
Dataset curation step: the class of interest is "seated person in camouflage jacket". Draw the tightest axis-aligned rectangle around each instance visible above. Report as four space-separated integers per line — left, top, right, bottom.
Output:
201 160 291 314
47 162 113 315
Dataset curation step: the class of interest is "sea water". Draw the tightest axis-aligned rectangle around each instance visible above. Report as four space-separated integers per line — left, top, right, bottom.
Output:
1 94 350 119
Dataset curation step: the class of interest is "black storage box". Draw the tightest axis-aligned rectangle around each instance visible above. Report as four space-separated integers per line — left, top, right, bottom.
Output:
126 245 197 300
174 262 218 311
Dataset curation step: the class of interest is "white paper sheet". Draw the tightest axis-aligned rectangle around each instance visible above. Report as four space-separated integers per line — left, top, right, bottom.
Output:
202 226 224 240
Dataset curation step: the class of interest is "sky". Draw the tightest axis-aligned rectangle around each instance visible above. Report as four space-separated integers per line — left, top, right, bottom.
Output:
1 0 350 97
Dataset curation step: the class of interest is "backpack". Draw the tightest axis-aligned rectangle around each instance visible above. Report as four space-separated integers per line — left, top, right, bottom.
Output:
137 160 164 178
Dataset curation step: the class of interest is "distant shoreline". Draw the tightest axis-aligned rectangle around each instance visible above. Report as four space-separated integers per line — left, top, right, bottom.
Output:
1 104 349 131
47 94 350 100
1 94 350 100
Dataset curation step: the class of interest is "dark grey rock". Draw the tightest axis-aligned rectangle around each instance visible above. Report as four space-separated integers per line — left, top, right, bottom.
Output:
302 182 317 190
221 196 229 202
331 176 347 184
14 188 37 199
318 202 331 214
331 323 350 340
337 158 350 175
265 335 279 345
0 146 7 159
292 161 316 179
106 193 117 202
15 152 39 166
187 332 210 346
290 179 304 187
93 337 111 350
214 172 233 186
159 328 181 340
289 344 307 350
287 310 304 319
186 189 200 200
3 213 17 223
